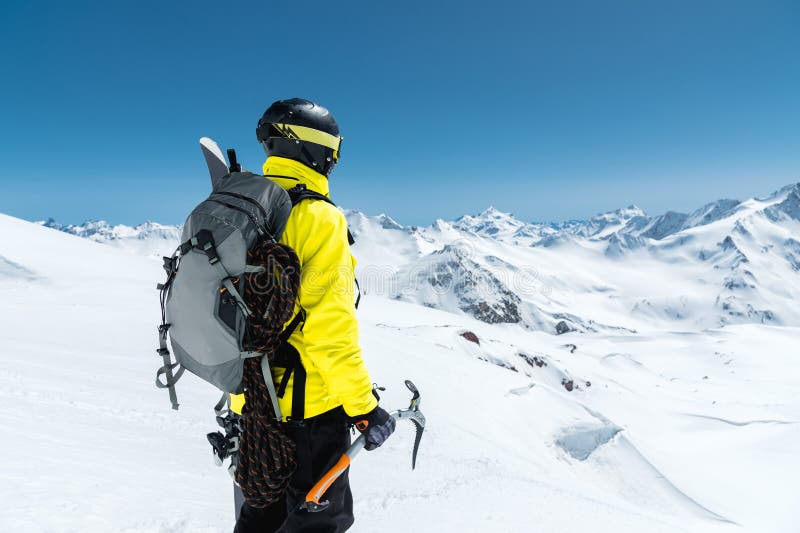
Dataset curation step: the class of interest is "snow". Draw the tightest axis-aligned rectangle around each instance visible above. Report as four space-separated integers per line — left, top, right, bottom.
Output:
3 183 800 532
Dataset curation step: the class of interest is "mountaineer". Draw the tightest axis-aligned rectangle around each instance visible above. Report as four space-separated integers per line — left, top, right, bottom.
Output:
231 98 396 532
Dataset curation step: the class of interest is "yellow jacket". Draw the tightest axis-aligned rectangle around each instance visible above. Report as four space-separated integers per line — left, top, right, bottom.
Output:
230 157 377 421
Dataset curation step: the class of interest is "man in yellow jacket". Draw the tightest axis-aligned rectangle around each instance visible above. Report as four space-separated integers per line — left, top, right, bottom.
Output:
233 98 395 533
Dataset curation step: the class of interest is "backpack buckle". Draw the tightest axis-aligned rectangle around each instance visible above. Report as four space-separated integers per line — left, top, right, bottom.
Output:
162 255 178 275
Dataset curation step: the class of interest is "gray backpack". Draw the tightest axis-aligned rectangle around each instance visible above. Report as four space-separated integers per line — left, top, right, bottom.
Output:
155 170 294 412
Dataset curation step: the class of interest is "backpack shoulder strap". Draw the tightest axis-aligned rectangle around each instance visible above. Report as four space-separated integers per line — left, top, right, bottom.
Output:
287 184 334 207
286 185 355 245
284 184 360 306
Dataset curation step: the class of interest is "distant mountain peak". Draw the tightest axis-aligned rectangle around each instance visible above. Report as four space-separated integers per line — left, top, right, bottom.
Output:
764 186 800 222
621 204 646 216
375 213 403 230
453 206 525 237
40 217 62 229
479 205 509 217
759 181 800 202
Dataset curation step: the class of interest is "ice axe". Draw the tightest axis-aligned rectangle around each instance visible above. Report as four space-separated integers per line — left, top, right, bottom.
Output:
302 380 426 512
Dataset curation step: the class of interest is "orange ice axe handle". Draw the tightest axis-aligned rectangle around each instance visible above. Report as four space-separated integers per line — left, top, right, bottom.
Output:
303 435 366 512
303 380 425 513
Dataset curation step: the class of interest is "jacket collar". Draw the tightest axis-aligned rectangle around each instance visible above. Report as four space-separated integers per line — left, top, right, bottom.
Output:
262 156 330 198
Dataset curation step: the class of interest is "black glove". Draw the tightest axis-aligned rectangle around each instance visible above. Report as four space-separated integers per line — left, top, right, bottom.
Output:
351 406 396 451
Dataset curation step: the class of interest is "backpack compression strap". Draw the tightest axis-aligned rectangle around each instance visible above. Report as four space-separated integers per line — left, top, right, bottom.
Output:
156 250 184 410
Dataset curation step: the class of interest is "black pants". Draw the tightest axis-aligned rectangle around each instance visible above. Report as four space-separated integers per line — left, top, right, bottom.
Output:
234 407 354 533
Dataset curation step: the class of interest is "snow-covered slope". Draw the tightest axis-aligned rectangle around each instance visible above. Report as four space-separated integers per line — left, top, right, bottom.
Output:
0 210 800 533
2 204 799 532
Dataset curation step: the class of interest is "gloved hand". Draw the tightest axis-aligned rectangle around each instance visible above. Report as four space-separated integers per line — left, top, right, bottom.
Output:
351 406 396 451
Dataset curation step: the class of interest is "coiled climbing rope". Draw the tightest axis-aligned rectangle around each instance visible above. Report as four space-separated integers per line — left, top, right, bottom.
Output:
235 239 301 508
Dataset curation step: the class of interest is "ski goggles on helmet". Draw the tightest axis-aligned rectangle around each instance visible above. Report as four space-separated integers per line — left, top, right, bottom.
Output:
257 122 343 162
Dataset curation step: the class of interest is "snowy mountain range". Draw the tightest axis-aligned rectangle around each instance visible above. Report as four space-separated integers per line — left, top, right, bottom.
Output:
39 182 800 333
38 218 182 256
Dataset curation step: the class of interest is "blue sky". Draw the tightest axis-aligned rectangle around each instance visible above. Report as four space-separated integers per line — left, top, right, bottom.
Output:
1 0 798 226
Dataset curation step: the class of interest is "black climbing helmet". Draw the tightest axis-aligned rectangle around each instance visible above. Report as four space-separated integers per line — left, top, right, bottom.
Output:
256 98 342 176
